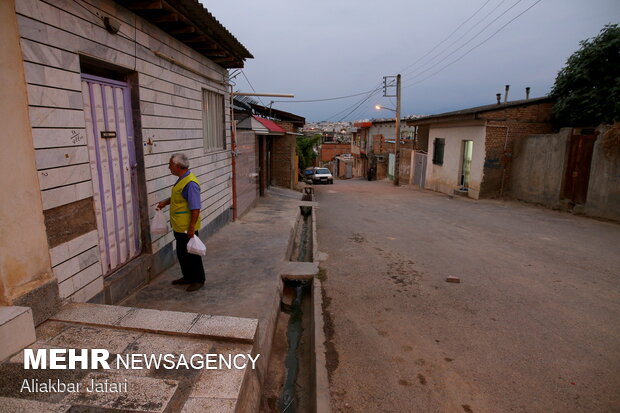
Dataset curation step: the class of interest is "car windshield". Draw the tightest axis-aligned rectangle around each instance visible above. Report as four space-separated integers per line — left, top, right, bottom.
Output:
315 168 330 174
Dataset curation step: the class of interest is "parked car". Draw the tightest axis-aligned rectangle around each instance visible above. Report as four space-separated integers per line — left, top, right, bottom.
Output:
312 168 333 184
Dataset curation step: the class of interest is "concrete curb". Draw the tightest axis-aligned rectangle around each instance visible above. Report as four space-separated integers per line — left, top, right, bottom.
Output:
313 278 331 413
311 201 332 413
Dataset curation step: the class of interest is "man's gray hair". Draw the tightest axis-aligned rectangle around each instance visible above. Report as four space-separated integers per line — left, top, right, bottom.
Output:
170 153 190 169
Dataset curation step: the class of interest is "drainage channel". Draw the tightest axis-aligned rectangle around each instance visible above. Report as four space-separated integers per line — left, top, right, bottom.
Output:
262 202 315 413
279 279 312 413
281 205 313 413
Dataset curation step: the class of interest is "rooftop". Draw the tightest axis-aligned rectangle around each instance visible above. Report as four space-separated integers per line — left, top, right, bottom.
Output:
116 0 253 68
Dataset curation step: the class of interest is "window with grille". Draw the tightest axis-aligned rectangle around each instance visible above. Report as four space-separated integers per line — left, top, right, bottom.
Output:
432 138 445 165
202 89 225 151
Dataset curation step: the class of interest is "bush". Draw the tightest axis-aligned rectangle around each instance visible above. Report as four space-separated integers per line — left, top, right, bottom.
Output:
551 24 620 126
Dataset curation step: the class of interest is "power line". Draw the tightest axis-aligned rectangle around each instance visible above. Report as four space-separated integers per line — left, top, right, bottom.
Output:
322 83 383 122
239 70 267 106
337 88 384 122
404 0 543 89
271 89 381 103
403 0 522 80
397 0 494 74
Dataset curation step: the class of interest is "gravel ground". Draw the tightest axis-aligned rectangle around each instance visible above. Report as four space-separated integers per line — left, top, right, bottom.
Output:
316 178 620 413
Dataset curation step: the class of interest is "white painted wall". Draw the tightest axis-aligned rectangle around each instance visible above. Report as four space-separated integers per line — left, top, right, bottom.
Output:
425 125 486 199
15 0 234 302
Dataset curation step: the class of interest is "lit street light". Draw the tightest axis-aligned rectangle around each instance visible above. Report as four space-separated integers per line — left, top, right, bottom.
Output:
375 104 396 112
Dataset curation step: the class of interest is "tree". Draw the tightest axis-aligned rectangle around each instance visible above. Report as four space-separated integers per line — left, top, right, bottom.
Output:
296 134 321 169
550 24 620 126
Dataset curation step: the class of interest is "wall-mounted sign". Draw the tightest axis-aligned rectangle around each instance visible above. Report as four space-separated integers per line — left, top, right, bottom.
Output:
101 131 117 139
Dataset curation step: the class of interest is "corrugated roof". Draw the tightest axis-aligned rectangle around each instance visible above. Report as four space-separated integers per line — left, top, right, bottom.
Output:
254 116 286 134
115 0 252 68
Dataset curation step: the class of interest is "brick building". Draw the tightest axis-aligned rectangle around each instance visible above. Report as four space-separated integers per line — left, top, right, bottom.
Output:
407 97 554 199
320 143 350 163
234 100 304 201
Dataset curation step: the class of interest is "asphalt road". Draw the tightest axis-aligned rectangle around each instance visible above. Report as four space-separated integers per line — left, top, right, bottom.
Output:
315 178 620 413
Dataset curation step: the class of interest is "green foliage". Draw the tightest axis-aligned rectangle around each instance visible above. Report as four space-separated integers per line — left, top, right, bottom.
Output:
551 24 620 126
297 134 321 169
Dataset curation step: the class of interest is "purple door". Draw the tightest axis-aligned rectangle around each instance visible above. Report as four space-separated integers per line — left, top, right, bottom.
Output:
81 74 141 275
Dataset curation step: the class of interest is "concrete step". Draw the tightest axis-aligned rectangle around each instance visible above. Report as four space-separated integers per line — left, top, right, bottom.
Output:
0 306 36 362
49 303 258 343
0 396 70 413
2 303 260 413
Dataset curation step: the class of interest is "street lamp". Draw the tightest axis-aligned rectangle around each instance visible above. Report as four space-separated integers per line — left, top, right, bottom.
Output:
375 104 396 112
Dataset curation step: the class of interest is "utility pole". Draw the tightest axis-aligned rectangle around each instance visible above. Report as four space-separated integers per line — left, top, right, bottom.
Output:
394 74 401 186
381 75 402 186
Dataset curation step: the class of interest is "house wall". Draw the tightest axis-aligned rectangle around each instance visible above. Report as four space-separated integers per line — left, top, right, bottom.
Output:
425 125 487 199
0 0 60 323
584 125 620 221
510 129 571 208
480 103 554 197
15 0 233 303
399 148 413 184
235 129 259 218
321 143 350 162
271 134 296 189
368 121 416 148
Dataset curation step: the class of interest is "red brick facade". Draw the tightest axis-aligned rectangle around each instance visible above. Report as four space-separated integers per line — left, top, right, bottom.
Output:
271 134 297 189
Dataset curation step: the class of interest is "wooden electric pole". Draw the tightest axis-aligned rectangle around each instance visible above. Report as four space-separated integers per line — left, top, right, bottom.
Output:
394 74 401 186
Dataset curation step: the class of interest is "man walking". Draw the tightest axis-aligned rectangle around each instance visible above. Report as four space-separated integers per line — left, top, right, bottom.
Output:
157 153 205 292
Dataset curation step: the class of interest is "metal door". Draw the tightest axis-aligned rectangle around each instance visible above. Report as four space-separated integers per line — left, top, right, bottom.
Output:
81 74 141 275
388 153 395 179
563 131 597 204
413 152 427 187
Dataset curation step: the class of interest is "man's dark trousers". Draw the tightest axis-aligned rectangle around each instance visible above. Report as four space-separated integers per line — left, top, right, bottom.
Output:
173 231 205 283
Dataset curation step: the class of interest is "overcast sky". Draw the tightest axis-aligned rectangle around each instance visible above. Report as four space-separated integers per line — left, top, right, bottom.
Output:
201 0 619 122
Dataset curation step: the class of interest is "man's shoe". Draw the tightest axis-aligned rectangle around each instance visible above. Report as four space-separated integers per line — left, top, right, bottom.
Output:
186 283 204 292
172 277 192 285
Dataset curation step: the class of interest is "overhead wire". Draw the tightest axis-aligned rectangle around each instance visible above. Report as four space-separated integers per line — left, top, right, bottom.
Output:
239 70 267 106
403 0 543 89
265 0 543 120
321 83 383 122
270 89 384 103
397 0 494 74
403 0 524 80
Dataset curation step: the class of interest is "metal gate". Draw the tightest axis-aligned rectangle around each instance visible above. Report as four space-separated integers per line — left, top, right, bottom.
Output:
81 74 141 275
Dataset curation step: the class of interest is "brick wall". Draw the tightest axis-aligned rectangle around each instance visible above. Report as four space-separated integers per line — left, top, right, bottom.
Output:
480 102 554 197
321 143 351 162
271 134 296 189
373 135 416 154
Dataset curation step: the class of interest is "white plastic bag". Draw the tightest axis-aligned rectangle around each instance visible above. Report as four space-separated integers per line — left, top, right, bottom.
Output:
187 236 207 256
150 208 168 235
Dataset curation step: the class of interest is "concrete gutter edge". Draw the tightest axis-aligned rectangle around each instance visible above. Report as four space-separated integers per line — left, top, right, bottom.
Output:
313 278 331 413
311 203 331 413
